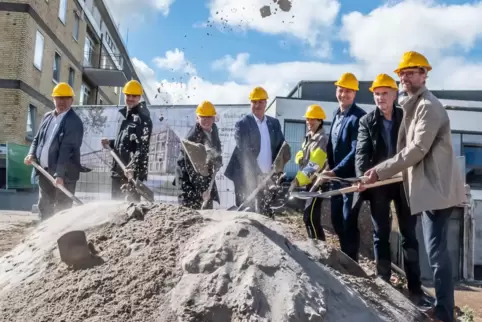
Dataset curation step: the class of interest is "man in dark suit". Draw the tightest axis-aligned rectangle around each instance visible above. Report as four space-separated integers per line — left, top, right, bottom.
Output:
355 74 424 301
225 86 288 215
322 72 366 261
24 82 84 219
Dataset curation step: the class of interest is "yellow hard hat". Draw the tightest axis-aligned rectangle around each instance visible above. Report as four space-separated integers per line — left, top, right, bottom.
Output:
249 86 268 101
123 80 143 96
369 74 399 92
304 104 326 120
394 51 432 74
51 82 74 97
196 100 216 117
334 72 359 91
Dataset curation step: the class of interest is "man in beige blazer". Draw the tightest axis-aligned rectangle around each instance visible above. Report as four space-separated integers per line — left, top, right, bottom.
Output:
362 51 466 322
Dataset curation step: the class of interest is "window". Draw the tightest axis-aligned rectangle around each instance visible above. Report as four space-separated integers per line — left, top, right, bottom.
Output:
73 14 80 40
53 52 61 83
58 0 67 23
68 67 75 87
33 31 44 70
84 36 94 66
80 83 91 105
26 105 37 140
283 120 307 178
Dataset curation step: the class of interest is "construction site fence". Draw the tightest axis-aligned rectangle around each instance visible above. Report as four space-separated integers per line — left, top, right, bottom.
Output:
74 105 303 209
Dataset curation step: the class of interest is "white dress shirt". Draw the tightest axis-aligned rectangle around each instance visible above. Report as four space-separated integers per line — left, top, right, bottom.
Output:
253 114 272 174
39 111 68 168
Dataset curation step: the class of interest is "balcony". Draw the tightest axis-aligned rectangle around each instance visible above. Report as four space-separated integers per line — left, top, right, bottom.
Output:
82 51 128 87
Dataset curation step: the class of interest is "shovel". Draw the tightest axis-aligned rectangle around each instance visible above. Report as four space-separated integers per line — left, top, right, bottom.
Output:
234 141 291 211
290 176 403 200
31 161 83 205
104 146 155 202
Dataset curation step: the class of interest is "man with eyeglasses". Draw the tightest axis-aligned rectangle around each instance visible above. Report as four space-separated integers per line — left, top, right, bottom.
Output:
361 51 466 322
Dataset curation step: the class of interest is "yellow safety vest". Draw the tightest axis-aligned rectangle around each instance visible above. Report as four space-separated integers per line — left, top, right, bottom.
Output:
295 129 328 186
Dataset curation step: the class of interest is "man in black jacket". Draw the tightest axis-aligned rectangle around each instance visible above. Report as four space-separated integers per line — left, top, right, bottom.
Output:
24 82 84 219
175 101 222 209
355 74 424 299
101 80 152 202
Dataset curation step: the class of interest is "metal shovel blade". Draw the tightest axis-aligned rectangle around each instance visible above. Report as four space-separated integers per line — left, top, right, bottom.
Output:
57 230 92 267
132 178 155 202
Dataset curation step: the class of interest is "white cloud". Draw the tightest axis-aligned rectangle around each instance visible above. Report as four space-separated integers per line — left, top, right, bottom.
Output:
104 0 174 27
340 0 482 65
132 0 482 105
206 0 340 53
153 49 197 75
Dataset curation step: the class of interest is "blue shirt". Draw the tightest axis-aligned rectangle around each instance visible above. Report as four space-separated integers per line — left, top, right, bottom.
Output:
331 106 350 148
381 113 395 157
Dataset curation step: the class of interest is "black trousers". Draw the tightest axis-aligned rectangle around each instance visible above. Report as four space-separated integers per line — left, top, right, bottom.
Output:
367 183 422 293
111 176 141 202
38 173 76 220
303 197 325 241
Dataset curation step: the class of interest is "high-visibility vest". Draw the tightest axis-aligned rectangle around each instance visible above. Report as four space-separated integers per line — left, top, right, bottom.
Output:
295 129 328 186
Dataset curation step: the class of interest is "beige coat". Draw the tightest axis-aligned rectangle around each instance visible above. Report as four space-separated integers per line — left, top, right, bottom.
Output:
374 86 466 215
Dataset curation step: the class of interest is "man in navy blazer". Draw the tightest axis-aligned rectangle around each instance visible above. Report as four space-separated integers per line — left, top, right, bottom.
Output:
322 73 366 261
24 83 84 219
225 86 288 215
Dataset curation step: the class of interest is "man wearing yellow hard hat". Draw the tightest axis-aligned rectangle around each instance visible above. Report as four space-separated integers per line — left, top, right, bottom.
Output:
174 100 222 209
355 73 425 301
362 51 466 322
101 80 153 201
224 86 288 217
323 72 366 261
293 104 329 240
24 82 84 219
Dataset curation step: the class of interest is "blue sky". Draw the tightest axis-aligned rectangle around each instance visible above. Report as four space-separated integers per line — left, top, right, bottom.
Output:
123 0 382 82
108 0 482 104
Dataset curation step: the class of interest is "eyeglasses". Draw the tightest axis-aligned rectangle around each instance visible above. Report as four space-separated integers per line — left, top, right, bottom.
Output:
398 70 422 78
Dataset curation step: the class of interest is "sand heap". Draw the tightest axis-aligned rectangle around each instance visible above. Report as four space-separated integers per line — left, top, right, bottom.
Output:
0 202 425 322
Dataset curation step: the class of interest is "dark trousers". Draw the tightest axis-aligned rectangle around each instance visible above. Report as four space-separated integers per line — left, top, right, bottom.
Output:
38 174 76 220
330 182 358 261
111 176 141 202
421 207 455 322
368 184 422 293
303 197 325 241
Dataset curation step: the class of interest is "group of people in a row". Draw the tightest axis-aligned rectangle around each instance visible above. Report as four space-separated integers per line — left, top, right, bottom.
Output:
24 50 464 322
180 51 464 322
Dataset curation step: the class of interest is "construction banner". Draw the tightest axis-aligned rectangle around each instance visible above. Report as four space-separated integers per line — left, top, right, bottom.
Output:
75 105 250 208
6 143 34 189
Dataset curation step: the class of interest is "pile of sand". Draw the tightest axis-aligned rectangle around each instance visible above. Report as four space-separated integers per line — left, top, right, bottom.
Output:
0 202 425 322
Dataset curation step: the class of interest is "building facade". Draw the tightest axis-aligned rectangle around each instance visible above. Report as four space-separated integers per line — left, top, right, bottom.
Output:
0 0 148 147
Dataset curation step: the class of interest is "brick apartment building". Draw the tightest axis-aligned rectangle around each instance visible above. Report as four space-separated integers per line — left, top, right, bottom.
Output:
0 0 149 146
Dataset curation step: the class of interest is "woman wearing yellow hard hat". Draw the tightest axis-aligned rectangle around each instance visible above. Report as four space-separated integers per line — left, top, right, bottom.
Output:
293 104 329 241
175 100 223 210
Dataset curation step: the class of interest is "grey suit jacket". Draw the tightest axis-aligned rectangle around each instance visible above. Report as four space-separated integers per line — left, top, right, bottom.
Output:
28 108 84 182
